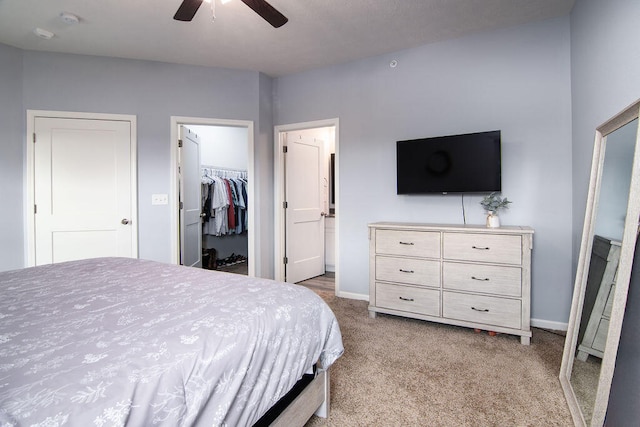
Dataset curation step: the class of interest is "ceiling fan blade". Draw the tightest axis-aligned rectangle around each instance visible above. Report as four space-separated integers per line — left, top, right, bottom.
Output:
240 0 288 28
174 0 204 21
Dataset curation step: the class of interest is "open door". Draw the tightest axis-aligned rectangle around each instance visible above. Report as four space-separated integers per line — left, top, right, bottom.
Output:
284 130 326 283
179 126 203 267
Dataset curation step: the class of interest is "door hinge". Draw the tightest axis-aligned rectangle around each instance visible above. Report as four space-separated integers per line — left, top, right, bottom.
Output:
283 145 288 153
178 139 183 148
283 256 288 265
33 133 36 143
34 204 37 214
283 201 288 209
179 201 183 209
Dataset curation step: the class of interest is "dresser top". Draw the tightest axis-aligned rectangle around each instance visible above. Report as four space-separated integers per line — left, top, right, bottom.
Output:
368 222 534 234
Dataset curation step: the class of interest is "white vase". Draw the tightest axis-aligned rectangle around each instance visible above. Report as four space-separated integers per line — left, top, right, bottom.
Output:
486 211 500 228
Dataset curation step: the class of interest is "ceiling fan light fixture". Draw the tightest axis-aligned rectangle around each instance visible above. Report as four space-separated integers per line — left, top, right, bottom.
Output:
173 0 286 27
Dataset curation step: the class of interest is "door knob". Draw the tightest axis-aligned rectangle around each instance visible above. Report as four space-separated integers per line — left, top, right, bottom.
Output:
121 218 131 225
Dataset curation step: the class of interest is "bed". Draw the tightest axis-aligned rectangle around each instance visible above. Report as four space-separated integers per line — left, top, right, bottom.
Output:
0 257 343 426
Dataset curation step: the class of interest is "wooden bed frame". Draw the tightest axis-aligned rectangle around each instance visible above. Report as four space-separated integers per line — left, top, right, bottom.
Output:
260 367 330 426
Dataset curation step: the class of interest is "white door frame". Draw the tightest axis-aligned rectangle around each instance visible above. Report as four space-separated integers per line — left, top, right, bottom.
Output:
170 116 256 277
274 118 339 291
25 110 138 267
178 126 203 268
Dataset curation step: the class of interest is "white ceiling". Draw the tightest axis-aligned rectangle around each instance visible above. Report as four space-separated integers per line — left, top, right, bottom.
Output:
0 0 575 77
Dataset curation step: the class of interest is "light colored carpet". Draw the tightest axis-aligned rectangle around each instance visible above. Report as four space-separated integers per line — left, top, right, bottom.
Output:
304 289 574 426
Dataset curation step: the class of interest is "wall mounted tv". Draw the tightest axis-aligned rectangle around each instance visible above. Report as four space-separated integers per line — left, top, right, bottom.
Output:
396 130 501 194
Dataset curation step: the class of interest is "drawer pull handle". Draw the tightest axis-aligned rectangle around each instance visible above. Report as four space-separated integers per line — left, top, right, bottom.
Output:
472 246 490 250
471 307 490 312
399 269 414 273
399 297 415 302
471 276 490 281
399 241 414 245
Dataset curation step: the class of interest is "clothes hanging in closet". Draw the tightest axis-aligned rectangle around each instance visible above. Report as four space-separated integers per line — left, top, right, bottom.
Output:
201 170 248 236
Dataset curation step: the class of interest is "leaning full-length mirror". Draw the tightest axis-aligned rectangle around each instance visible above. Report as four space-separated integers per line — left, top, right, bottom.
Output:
560 100 640 427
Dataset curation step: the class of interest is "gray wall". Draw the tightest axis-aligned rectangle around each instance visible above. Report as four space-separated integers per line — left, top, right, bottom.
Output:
275 17 573 325
2 0 636 332
0 49 275 276
257 73 275 278
0 44 24 272
569 0 640 422
570 0 640 266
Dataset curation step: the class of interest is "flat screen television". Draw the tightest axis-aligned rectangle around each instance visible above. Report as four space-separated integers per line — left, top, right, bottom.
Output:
396 130 501 194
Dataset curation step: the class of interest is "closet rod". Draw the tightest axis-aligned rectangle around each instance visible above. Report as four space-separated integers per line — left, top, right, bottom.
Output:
202 166 248 180
201 165 247 173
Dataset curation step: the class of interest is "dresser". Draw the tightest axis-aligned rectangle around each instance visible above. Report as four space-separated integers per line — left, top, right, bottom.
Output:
368 222 534 345
576 235 620 361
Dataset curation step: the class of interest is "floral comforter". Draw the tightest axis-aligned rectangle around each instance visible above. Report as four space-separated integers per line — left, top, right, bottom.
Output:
0 258 343 426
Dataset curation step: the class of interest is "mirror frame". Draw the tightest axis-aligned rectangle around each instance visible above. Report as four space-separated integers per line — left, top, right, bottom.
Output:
560 99 640 426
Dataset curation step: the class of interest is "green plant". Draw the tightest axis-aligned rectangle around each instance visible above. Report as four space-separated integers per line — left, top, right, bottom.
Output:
480 192 512 213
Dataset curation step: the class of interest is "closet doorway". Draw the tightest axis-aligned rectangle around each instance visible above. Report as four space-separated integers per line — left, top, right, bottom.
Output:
170 117 255 277
274 119 338 292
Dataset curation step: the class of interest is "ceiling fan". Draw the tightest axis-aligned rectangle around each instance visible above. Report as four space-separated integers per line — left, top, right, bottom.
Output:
173 0 288 28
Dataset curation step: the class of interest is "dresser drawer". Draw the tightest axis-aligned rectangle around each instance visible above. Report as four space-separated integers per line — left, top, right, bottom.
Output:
376 283 440 316
443 233 522 265
376 229 440 258
443 292 521 329
443 262 522 297
376 256 440 287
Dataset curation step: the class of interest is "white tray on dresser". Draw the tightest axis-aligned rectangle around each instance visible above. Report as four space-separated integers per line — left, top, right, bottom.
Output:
368 222 534 345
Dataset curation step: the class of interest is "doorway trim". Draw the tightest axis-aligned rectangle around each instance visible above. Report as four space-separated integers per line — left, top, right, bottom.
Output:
274 118 339 292
25 110 138 267
170 116 256 277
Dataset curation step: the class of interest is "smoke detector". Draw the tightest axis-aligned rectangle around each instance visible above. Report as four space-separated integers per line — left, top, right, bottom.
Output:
59 12 80 24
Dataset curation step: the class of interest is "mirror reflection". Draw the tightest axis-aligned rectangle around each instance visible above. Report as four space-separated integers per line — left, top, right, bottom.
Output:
569 118 638 424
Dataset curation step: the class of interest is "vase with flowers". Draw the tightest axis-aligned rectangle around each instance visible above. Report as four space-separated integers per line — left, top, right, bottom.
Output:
480 192 511 228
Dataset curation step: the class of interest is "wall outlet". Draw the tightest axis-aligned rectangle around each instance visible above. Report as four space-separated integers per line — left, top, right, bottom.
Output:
151 194 168 205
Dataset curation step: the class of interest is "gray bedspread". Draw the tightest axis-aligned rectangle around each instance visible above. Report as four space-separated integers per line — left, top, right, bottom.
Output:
0 258 343 426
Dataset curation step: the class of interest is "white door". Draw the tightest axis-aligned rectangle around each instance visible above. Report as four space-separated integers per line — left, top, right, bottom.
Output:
179 126 203 268
285 131 326 283
33 117 135 265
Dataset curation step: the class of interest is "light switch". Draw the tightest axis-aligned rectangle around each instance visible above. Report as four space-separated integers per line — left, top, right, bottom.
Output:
152 194 168 205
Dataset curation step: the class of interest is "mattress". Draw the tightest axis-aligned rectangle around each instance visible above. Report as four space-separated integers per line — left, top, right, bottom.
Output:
0 257 343 426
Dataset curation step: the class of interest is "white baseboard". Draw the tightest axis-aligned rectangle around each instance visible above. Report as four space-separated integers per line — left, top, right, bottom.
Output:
531 318 568 332
336 291 368 301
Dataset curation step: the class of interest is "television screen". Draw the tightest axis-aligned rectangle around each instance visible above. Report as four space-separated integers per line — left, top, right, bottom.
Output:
396 130 501 194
